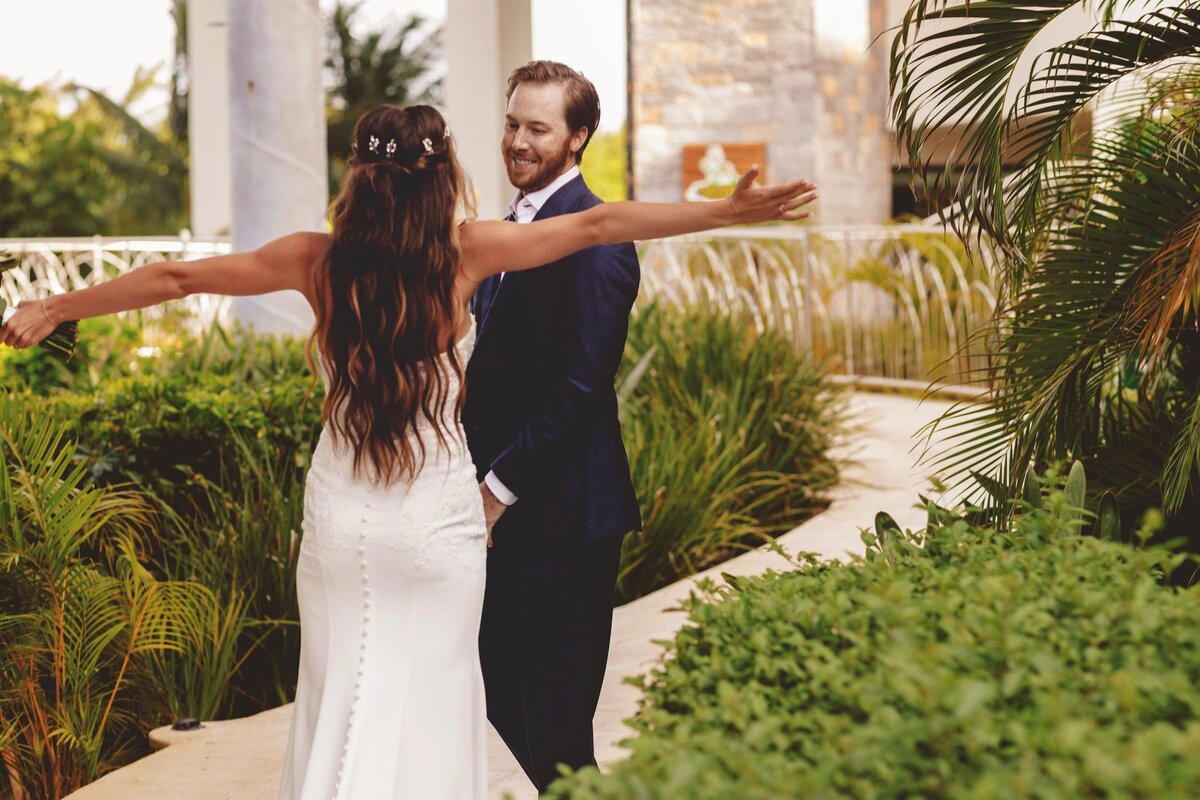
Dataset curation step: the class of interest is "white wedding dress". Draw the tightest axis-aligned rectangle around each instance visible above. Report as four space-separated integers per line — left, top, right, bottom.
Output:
278 320 488 799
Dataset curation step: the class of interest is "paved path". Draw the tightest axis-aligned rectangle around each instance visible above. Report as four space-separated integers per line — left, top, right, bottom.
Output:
68 392 955 800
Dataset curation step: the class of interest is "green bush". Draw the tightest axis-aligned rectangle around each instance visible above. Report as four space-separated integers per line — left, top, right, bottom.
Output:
2 324 322 720
38 369 320 502
0 394 218 798
549 499 1200 798
38 367 319 716
616 305 842 602
579 130 628 202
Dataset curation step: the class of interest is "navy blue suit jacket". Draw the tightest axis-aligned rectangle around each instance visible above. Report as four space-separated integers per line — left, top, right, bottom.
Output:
463 174 642 540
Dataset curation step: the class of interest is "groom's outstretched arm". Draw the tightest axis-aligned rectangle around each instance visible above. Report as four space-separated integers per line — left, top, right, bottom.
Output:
487 239 639 501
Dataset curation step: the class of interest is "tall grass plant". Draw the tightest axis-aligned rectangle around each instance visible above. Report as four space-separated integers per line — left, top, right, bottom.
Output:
616 305 842 602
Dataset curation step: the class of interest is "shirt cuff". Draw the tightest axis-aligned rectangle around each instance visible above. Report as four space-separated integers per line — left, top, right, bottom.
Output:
484 470 518 506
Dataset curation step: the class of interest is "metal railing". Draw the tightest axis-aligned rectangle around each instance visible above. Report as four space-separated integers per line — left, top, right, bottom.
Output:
0 234 233 327
2 226 999 385
638 225 998 385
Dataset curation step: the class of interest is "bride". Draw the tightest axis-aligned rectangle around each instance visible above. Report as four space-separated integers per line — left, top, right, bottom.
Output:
0 103 816 798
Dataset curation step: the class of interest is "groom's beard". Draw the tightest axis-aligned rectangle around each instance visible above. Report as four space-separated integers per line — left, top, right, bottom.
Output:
505 137 576 194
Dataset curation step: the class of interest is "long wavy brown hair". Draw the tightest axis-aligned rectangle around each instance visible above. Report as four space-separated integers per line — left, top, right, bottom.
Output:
307 104 476 484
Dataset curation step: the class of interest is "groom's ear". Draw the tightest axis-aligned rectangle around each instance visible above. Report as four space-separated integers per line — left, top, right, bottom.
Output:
570 126 588 157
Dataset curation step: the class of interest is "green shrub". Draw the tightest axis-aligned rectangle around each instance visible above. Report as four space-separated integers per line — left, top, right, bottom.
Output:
0 394 218 798
35 368 320 716
0 324 324 722
616 305 842 602
36 369 320 501
549 500 1200 798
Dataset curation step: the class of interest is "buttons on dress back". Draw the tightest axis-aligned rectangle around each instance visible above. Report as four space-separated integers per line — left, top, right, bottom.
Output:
333 496 373 800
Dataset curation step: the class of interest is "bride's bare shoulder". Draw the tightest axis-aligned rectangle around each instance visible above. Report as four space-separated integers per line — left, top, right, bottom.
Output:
299 231 332 261
456 220 508 281
256 231 330 268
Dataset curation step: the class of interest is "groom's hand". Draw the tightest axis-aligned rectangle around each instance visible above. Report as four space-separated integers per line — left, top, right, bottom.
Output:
479 482 507 547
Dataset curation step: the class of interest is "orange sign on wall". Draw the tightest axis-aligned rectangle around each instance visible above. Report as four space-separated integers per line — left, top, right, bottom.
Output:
681 142 767 200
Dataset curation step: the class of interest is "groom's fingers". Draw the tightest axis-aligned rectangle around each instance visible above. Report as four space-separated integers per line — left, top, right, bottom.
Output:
770 179 815 201
736 165 760 192
784 191 819 210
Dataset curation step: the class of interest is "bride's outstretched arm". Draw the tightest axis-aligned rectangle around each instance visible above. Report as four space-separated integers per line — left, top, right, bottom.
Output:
0 232 326 349
459 167 816 281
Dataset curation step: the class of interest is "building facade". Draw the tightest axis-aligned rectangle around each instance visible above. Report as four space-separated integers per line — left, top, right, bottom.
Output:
629 0 893 224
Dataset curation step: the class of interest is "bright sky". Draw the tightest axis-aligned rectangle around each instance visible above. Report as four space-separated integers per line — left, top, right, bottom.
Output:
0 0 627 131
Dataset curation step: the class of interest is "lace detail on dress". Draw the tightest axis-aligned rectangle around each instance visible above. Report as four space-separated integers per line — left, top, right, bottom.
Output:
383 459 486 578
300 319 481 581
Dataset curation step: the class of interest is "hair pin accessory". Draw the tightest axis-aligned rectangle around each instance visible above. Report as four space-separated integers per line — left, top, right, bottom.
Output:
422 137 433 154
385 139 397 158
367 135 380 154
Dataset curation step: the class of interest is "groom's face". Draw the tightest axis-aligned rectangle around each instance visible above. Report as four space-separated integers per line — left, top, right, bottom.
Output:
502 82 585 193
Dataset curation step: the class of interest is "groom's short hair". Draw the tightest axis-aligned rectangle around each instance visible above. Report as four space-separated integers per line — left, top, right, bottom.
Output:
506 60 600 165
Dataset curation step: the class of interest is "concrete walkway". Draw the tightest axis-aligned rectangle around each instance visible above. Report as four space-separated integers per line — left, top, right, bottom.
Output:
68 391 955 800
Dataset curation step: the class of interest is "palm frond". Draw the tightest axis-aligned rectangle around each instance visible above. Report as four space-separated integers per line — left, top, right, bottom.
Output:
892 1 1200 260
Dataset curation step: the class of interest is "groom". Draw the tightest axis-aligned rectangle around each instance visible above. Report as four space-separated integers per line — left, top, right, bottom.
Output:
464 60 642 793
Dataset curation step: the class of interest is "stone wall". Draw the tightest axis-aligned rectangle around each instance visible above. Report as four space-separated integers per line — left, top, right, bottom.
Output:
630 0 892 224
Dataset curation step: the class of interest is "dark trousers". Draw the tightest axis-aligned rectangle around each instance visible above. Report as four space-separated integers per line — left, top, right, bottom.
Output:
479 526 625 794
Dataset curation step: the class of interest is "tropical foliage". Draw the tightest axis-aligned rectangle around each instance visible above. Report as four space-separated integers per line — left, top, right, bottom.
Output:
0 81 117 238
637 227 998 385
890 0 1200 532
0 69 188 239
0 395 218 799
616 304 841 602
324 2 442 193
547 471 1199 798
0 302 840 791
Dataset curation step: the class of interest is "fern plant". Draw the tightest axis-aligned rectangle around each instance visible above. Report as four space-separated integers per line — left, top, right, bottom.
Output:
0 394 214 798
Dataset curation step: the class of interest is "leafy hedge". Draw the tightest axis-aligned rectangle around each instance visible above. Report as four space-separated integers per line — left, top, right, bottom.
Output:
616 305 842 602
549 499 1200 798
2 321 323 718
40 370 320 500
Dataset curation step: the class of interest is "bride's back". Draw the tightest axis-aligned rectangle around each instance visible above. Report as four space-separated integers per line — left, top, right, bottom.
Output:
309 103 475 487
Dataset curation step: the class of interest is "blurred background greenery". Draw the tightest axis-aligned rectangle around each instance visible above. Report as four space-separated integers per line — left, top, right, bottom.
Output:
0 1 628 239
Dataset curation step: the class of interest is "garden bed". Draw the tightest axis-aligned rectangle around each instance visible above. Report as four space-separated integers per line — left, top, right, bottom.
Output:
548 495 1200 798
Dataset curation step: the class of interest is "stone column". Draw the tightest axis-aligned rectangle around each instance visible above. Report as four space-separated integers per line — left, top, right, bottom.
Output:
187 0 231 238
812 0 892 224
446 0 533 219
226 0 327 336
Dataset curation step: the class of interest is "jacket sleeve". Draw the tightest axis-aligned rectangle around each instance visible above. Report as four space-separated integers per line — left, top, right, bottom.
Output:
487 238 640 500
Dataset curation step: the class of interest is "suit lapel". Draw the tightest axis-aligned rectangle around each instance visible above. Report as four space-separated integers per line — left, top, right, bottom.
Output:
475 175 590 345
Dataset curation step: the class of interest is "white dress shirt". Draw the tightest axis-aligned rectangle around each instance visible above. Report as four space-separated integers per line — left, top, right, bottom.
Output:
484 165 582 506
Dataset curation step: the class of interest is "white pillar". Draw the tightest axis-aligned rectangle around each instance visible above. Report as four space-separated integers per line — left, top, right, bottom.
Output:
227 0 327 336
446 0 533 220
187 0 231 238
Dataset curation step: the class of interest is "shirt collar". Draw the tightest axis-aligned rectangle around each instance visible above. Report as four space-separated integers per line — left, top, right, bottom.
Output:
509 165 581 219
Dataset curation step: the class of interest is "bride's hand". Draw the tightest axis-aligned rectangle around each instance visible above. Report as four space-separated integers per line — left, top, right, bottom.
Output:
727 166 818 225
0 301 57 350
